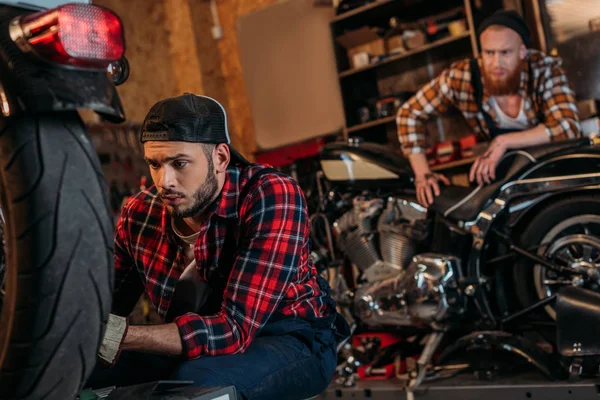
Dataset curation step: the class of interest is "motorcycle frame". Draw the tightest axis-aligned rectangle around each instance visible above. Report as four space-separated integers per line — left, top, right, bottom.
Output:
462 158 600 326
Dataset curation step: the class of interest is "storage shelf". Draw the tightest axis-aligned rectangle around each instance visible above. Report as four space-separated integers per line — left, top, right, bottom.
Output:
339 31 471 78
330 0 395 23
431 156 476 171
346 116 396 134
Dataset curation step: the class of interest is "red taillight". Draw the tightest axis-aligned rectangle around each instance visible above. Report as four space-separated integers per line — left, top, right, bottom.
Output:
10 4 124 69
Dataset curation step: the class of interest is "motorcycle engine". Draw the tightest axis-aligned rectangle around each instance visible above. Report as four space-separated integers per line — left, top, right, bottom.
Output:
333 196 428 282
334 196 461 329
354 253 462 329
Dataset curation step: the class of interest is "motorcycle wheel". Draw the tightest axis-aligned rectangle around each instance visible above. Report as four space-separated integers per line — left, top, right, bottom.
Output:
513 194 600 319
0 113 113 399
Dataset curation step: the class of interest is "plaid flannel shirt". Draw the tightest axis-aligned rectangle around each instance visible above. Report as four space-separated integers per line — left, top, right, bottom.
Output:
396 49 581 155
112 163 335 359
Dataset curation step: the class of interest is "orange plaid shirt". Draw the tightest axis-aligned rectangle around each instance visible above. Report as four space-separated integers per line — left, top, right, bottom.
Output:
396 49 581 155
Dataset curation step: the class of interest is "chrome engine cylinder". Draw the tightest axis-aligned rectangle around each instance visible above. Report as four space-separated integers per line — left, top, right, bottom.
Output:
343 230 381 272
354 253 461 328
379 231 415 270
334 198 384 272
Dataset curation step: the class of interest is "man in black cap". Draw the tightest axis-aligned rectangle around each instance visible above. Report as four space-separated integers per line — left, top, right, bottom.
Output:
86 93 349 399
397 10 581 207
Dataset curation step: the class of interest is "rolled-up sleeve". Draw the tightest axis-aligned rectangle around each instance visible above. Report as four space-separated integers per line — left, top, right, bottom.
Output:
539 64 581 141
396 68 456 156
174 174 308 359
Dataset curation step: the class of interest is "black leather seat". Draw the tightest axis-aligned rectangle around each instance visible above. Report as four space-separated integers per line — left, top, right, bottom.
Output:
429 138 593 222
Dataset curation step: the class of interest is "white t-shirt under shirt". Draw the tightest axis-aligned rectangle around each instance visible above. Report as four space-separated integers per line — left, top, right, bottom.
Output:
170 218 211 314
489 96 530 131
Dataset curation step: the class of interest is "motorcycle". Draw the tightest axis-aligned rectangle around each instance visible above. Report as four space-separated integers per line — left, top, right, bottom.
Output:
310 135 600 389
0 2 127 399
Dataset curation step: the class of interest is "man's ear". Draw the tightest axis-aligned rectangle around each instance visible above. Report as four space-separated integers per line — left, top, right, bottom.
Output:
519 43 526 60
213 143 230 173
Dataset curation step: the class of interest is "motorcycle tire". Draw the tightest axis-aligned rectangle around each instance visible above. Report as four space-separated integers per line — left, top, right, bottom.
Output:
0 113 113 400
513 194 600 317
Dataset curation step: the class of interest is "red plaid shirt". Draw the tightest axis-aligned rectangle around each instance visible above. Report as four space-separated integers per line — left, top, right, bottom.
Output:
112 164 335 359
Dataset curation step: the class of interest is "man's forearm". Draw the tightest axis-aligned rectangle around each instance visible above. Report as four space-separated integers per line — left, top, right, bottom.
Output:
408 153 432 179
122 323 183 357
497 124 550 150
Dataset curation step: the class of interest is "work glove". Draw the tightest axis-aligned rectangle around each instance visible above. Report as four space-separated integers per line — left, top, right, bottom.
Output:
98 313 128 367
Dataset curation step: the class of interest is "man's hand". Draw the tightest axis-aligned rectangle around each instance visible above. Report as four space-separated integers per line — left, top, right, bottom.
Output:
415 172 450 207
98 313 128 367
469 139 507 186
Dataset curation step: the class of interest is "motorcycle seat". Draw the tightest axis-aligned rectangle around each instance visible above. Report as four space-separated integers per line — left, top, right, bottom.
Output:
429 138 593 222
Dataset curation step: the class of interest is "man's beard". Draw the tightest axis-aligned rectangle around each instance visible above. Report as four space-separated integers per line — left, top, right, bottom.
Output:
161 162 219 218
483 62 523 96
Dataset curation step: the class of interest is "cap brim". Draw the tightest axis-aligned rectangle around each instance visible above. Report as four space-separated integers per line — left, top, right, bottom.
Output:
229 145 251 165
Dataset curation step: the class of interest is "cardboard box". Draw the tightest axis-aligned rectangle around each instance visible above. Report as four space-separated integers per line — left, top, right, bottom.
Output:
577 98 598 120
385 34 405 54
336 27 385 68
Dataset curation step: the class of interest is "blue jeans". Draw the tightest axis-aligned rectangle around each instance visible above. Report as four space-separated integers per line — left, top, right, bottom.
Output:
86 321 341 400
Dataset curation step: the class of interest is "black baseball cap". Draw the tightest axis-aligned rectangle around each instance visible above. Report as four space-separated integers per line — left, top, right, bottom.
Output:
477 10 531 48
140 93 250 165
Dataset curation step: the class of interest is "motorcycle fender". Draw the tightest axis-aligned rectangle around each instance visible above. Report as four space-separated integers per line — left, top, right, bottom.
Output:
508 152 600 228
0 5 125 122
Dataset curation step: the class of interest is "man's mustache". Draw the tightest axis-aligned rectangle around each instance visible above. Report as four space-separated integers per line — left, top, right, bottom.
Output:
159 189 185 198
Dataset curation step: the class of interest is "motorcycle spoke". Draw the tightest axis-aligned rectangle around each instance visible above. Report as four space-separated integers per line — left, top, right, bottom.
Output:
564 247 578 262
583 225 591 236
582 245 594 262
555 250 573 266
543 279 573 285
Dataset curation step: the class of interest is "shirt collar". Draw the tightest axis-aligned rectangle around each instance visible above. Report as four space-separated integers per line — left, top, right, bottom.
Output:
212 166 242 220
160 166 242 243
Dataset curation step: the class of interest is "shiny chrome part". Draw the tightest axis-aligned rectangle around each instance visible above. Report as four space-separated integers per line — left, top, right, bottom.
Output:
354 254 460 328
348 137 363 147
376 197 424 272
334 198 384 274
107 57 130 86
408 331 445 393
334 198 383 235
343 230 380 272
534 215 600 319
379 232 414 272
383 197 427 223
0 82 9 118
361 261 403 282
464 285 476 296
8 17 30 54
335 196 421 281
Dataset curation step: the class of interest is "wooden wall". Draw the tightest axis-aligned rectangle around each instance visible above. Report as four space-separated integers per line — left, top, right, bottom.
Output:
93 0 281 160
92 0 180 123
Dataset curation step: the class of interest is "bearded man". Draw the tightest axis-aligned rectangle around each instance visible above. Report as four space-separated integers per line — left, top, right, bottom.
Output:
396 10 581 207
86 94 349 400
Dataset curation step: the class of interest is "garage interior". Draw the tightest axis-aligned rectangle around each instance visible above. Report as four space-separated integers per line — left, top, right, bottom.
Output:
1 0 600 399
85 0 600 398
